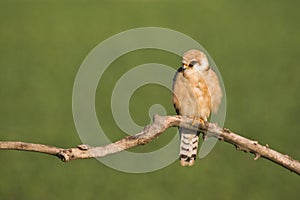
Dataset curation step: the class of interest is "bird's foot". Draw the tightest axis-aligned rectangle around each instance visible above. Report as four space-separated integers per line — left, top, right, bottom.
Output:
191 117 205 126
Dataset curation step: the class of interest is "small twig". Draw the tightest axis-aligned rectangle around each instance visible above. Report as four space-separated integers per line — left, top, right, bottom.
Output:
0 115 299 175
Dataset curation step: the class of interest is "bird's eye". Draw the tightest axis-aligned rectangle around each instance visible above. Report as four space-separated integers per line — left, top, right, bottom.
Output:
188 61 197 67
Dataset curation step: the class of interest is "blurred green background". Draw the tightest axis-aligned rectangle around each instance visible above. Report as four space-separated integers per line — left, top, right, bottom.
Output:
0 0 299 199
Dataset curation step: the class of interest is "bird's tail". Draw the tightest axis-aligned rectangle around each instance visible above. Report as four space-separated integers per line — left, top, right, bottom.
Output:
179 128 199 166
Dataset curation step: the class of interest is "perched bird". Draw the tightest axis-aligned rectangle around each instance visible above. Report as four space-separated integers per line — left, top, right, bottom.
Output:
172 49 222 166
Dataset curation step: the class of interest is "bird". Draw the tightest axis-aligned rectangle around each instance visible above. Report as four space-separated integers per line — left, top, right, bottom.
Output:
172 49 222 166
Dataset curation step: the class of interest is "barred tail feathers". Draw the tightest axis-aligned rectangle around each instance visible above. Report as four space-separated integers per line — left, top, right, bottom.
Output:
179 128 199 166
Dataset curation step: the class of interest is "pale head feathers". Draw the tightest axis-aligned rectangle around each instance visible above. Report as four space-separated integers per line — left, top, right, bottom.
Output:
182 49 209 71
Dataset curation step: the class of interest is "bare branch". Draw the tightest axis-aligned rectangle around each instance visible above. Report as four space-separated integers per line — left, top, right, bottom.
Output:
0 115 299 175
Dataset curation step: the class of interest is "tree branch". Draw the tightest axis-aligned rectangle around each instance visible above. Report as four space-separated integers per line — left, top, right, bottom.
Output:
0 115 299 175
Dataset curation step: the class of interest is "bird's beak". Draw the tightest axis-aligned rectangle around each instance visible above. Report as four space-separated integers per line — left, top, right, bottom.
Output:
182 63 188 70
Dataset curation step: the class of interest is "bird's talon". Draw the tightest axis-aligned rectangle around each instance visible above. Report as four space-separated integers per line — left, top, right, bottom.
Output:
191 117 197 126
199 118 205 125
190 117 205 126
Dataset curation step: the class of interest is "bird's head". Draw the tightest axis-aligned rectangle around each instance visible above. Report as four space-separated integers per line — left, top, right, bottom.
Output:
181 49 209 72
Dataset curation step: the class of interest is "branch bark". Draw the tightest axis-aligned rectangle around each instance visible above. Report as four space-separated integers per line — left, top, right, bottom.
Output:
0 115 299 175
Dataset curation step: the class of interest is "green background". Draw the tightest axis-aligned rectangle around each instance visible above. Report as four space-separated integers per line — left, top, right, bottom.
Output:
0 0 299 199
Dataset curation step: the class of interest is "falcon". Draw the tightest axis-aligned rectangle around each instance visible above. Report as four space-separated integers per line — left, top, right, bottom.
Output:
172 49 222 166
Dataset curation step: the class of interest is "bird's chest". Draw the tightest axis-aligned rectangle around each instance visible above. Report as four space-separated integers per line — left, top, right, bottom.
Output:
181 73 211 118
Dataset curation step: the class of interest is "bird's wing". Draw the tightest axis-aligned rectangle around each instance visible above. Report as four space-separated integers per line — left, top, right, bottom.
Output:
205 69 223 113
172 71 182 115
